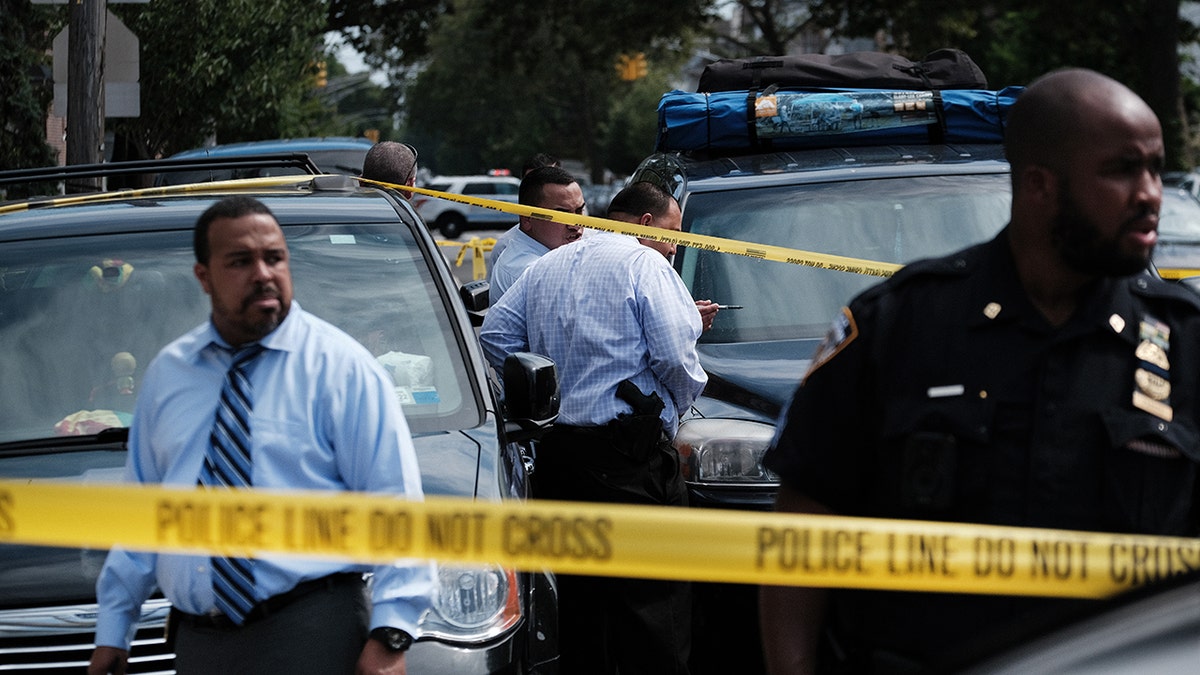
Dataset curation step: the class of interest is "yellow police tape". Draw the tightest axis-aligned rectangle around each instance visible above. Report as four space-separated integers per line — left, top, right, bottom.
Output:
2 480 1198 599
1157 267 1200 281
2 175 899 278
0 176 319 216
436 237 495 280
360 178 902 278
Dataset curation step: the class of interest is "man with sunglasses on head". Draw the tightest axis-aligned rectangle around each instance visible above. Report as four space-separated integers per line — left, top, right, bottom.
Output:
361 141 419 199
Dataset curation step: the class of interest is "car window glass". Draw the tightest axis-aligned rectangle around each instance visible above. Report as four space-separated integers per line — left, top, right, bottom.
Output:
0 233 208 446
307 149 368 175
0 223 475 446
1157 188 1200 240
465 183 495 195
494 183 519 196
287 224 473 434
679 174 1011 344
1152 188 1200 275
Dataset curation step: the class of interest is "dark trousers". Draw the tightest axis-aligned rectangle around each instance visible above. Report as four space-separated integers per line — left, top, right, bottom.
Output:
173 574 369 675
534 422 692 675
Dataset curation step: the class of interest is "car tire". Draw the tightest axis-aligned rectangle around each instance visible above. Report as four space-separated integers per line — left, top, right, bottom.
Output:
437 213 467 239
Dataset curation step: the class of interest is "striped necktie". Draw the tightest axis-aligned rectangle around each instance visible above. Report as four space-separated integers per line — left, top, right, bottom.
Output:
198 343 265 625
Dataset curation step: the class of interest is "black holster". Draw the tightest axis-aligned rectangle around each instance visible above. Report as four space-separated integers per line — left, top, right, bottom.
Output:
611 379 667 461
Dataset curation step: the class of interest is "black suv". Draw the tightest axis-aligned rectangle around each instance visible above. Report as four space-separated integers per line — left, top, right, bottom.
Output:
631 143 1014 672
0 161 559 673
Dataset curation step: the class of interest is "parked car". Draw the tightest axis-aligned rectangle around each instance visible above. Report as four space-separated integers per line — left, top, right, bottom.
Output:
1153 174 1200 281
953 570 1200 674
1162 169 1200 198
0 160 559 673
156 136 375 186
629 143 1013 673
414 175 522 239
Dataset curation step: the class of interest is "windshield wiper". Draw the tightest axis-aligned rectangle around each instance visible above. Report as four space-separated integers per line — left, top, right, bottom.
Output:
0 427 128 457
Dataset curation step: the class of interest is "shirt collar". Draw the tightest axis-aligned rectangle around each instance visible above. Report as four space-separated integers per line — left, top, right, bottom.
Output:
966 230 1137 345
964 229 1028 330
512 227 551 255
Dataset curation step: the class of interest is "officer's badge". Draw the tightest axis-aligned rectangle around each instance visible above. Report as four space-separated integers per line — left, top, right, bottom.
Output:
1132 317 1173 421
803 307 857 383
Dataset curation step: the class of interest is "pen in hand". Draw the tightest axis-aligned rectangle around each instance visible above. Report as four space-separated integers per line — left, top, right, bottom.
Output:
715 304 743 310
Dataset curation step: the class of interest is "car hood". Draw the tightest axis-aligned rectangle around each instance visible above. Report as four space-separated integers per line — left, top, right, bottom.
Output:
695 338 820 419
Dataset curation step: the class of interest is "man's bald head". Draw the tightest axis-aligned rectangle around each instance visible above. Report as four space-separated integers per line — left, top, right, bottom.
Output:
1005 68 1165 283
362 141 418 187
1005 68 1161 190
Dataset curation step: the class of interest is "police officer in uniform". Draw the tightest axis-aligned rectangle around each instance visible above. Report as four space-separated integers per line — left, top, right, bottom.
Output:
759 68 1200 674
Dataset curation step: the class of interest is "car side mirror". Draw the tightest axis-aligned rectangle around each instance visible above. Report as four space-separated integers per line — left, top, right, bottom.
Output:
502 352 559 442
459 279 490 327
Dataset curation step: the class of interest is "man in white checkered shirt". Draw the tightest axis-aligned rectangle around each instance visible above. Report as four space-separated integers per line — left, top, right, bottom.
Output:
480 181 707 675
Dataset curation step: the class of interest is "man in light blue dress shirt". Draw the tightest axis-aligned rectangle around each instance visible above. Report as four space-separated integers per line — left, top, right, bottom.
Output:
88 196 432 675
487 166 586 301
480 181 707 675
486 153 562 279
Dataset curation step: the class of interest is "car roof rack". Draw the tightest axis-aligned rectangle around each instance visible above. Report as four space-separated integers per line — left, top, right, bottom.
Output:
0 152 323 190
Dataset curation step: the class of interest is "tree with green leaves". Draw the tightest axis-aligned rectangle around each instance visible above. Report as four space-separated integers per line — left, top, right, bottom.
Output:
325 0 451 78
0 0 58 175
105 0 334 162
712 0 826 55
400 0 709 180
806 0 1190 167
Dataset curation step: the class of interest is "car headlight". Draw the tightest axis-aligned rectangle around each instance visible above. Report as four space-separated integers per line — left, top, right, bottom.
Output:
417 564 522 642
673 418 780 485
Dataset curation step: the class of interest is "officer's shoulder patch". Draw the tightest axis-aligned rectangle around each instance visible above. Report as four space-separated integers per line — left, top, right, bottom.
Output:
853 251 974 307
803 307 858 382
898 251 976 281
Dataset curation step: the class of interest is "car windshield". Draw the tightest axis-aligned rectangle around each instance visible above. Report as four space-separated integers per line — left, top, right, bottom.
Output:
0 220 476 605
0 223 473 446
680 174 1012 343
1158 186 1200 241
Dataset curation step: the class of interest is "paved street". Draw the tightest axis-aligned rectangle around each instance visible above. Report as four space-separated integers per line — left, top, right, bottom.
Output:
434 227 506 286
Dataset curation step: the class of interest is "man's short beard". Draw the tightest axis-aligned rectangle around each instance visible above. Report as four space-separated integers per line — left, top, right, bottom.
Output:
1051 178 1151 277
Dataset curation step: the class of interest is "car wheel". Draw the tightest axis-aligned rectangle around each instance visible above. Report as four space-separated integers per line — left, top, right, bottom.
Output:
437 213 466 239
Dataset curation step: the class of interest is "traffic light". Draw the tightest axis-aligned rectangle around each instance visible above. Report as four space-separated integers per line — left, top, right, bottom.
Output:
315 60 328 88
616 52 648 81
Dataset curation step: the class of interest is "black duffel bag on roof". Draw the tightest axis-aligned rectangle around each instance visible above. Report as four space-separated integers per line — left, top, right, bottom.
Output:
697 48 988 93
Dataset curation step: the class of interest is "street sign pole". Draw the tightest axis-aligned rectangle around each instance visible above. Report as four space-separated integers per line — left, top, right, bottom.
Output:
66 0 106 192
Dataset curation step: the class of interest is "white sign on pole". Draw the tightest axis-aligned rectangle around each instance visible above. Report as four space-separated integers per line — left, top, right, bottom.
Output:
53 10 141 118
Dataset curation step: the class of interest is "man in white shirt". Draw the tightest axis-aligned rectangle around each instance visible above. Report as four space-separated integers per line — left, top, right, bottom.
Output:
487 166 586 301
481 181 707 675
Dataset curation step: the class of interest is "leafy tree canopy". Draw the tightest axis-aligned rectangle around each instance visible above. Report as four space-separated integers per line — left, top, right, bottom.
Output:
754 0 1191 166
107 0 331 160
1 0 58 175
6 0 1199 178
396 0 711 179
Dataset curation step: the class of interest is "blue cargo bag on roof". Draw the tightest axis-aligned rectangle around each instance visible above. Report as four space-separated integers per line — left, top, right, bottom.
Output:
655 86 1023 153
